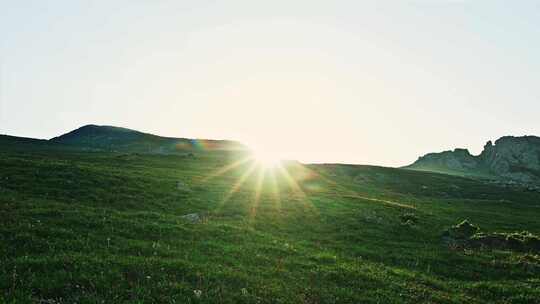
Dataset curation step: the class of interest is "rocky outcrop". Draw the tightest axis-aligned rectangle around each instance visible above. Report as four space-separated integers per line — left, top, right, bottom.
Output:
408 136 540 186
479 136 540 183
413 148 479 172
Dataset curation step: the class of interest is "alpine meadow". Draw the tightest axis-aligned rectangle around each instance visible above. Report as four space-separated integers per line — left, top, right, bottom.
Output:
1 126 540 303
2 1 540 303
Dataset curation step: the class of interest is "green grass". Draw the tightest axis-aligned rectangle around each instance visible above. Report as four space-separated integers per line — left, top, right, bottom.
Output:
1 146 540 303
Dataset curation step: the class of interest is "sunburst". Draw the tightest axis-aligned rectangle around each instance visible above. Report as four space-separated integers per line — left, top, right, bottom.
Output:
201 149 417 223
201 150 317 220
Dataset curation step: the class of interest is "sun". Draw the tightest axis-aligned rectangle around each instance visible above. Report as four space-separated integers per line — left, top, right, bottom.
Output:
202 144 315 219
251 148 282 169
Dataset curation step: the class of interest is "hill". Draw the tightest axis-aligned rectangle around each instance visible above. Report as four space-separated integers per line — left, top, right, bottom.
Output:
50 124 245 153
1 132 540 303
408 136 540 187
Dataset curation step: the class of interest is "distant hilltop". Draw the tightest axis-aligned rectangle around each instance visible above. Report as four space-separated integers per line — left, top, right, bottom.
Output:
1 124 246 153
408 136 540 186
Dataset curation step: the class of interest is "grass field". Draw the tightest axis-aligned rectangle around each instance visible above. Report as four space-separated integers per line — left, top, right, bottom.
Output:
1 144 540 303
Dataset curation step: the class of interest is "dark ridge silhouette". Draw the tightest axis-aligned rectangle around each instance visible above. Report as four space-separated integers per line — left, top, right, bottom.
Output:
1 124 245 154
49 124 246 153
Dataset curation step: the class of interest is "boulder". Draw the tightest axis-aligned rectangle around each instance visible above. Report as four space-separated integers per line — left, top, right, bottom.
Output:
180 213 201 223
176 181 191 191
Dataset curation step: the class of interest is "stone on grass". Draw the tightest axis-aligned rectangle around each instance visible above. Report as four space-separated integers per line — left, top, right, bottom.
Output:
177 181 191 191
181 213 201 223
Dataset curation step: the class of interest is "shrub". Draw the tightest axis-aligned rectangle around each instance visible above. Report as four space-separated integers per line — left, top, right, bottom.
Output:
469 230 540 253
448 220 480 239
470 233 506 248
523 233 540 252
399 212 419 225
506 233 525 251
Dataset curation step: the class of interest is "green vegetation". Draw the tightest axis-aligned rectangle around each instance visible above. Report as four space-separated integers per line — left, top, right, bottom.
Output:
1 139 540 303
444 220 480 240
471 231 540 253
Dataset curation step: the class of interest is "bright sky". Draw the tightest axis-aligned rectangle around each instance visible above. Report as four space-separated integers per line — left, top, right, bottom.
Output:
1 1 539 166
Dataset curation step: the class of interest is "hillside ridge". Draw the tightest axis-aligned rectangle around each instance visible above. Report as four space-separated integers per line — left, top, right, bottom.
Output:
3 124 246 153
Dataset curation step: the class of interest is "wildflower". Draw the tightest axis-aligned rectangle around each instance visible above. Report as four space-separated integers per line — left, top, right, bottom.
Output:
193 289 202 298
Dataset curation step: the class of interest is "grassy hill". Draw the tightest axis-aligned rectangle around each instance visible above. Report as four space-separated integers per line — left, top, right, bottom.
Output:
1 139 540 303
50 124 245 153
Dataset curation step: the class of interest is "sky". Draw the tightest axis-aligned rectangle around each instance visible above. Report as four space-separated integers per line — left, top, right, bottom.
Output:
1 0 539 167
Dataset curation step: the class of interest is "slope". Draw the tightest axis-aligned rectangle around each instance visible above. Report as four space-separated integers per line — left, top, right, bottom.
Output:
1 144 540 303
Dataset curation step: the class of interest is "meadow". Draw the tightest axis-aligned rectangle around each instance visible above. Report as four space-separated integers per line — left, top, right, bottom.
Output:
1 143 540 303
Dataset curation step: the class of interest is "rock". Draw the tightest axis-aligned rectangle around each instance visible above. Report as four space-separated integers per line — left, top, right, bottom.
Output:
470 233 507 248
180 213 201 223
409 148 479 172
408 136 540 186
176 181 190 191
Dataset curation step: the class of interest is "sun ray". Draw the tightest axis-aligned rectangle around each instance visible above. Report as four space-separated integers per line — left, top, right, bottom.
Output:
300 166 339 190
269 169 282 214
201 156 253 182
215 161 259 212
248 165 266 223
275 163 318 213
276 164 306 198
